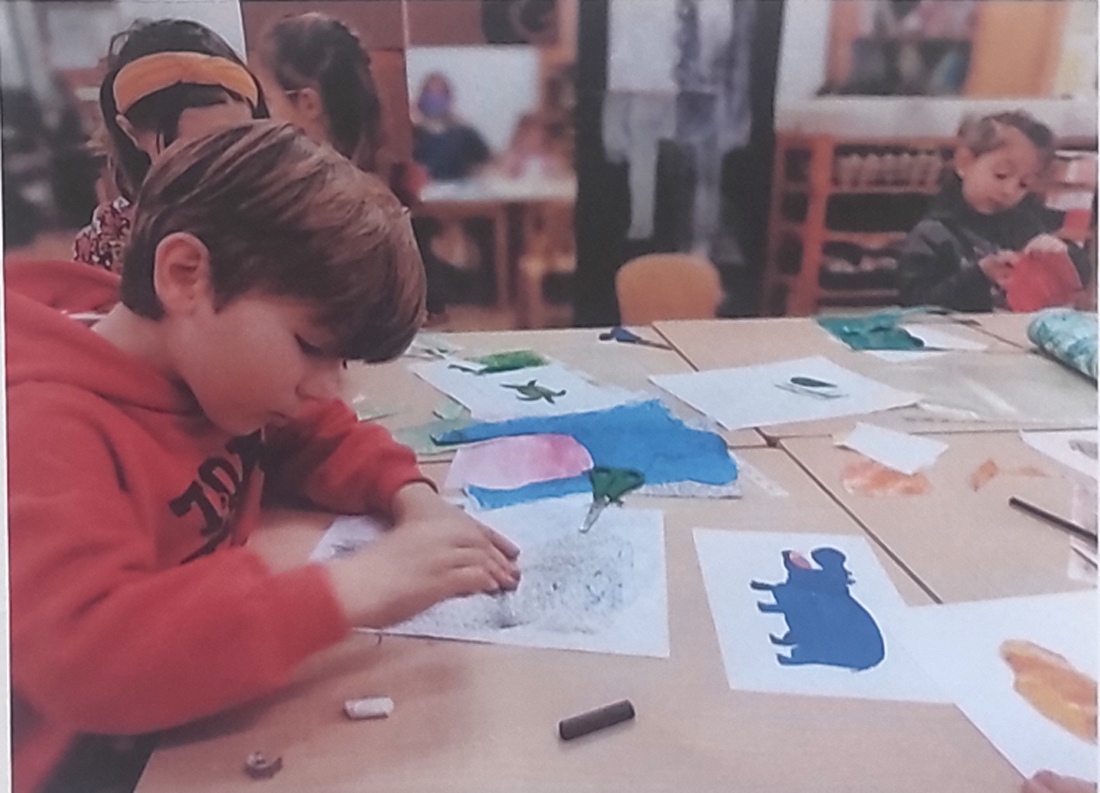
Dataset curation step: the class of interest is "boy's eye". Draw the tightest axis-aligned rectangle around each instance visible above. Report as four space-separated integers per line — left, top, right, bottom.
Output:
295 335 328 358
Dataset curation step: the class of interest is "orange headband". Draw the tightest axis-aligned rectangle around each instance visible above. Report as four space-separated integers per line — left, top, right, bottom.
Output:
113 51 259 114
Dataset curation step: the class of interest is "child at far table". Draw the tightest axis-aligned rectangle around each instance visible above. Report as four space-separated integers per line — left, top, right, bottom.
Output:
898 110 1090 312
8 121 519 793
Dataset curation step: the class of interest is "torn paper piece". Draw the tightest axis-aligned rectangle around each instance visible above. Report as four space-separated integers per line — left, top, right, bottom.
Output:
838 423 948 476
969 459 1048 491
867 350 950 364
1021 430 1099 481
900 324 991 351
841 458 931 497
444 434 594 492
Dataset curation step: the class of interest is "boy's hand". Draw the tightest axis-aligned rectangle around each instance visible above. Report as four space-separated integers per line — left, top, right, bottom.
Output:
1023 771 1096 793
1024 234 1069 257
978 250 1018 288
326 487 520 628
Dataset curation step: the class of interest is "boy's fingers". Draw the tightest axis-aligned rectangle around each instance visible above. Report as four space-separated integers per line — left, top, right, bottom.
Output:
451 565 499 596
485 527 521 559
449 547 513 587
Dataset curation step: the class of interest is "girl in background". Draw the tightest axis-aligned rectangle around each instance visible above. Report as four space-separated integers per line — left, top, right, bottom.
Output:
253 12 384 177
256 13 451 317
74 18 267 273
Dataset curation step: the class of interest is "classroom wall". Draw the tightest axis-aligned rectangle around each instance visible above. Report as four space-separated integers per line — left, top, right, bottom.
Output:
406 45 540 153
775 0 1098 138
40 0 246 70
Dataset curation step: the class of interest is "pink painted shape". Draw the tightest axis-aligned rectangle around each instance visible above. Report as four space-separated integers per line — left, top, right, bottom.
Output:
444 434 595 492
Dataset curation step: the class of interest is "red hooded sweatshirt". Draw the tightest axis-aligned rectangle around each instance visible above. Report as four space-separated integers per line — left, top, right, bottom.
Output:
5 260 430 793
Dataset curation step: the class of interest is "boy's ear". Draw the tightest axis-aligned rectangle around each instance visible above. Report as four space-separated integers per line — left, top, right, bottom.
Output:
152 232 214 315
953 146 975 177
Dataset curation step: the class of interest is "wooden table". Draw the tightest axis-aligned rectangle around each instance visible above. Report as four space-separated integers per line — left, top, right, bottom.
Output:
654 317 1096 439
963 312 1038 350
781 432 1095 604
416 176 577 308
127 319 1096 793
137 450 1028 793
344 327 767 454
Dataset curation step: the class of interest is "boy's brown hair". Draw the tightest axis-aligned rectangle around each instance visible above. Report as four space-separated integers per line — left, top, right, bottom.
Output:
122 120 425 363
957 110 1057 171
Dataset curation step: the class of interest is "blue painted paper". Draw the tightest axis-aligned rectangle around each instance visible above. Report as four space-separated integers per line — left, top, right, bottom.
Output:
751 547 885 671
816 310 925 351
435 399 738 508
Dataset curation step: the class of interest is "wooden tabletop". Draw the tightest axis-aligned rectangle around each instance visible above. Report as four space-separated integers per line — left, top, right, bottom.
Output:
137 451 1027 793
781 432 1096 604
130 319 1097 793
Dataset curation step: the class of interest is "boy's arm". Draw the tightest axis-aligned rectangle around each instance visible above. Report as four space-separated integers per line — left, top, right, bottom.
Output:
263 398 435 517
8 403 350 735
898 220 994 311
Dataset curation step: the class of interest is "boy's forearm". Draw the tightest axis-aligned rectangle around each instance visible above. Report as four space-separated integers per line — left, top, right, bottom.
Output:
391 480 444 523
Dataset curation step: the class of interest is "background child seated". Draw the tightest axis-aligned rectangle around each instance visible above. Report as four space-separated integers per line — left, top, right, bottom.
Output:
491 113 572 181
8 121 519 793
74 18 268 273
898 110 1091 313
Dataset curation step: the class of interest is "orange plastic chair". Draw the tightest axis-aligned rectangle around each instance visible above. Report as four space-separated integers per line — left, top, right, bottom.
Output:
614 253 722 325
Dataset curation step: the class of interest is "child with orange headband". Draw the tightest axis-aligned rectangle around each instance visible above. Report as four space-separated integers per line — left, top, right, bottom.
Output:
73 18 268 273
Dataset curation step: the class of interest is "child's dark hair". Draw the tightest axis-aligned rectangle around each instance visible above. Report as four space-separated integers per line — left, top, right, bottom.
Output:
100 18 268 201
258 13 383 172
123 121 425 362
957 110 1057 170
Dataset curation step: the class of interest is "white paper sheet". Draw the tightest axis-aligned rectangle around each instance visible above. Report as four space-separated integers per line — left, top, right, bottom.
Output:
1021 430 1099 481
900 324 991 351
693 529 946 702
312 503 669 658
838 422 949 475
867 350 949 363
897 591 1098 781
650 356 921 431
412 360 642 421
309 514 389 562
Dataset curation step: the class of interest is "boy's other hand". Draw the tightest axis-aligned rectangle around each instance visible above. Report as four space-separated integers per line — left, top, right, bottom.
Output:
1024 234 1070 257
326 497 520 628
978 250 1018 287
1023 771 1096 793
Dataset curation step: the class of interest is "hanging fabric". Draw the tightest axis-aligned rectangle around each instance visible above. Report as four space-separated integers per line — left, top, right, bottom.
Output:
602 0 756 258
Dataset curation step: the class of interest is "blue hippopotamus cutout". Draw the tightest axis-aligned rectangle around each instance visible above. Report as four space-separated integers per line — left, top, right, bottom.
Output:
750 547 885 671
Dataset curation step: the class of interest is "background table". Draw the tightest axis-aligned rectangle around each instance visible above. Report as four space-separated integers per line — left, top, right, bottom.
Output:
654 317 1096 439
416 176 577 308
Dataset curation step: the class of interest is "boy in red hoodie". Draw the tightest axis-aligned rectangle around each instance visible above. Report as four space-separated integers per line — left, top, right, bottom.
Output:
6 120 520 793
